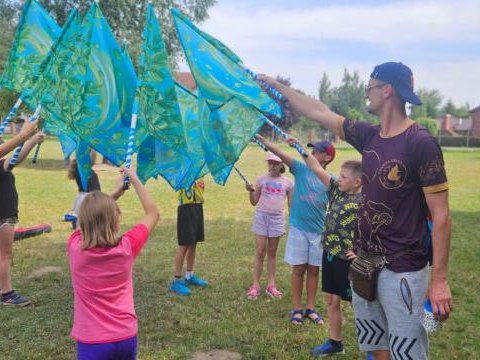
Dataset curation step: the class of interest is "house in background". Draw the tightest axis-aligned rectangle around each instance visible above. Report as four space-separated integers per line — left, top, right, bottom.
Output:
436 112 480 137
470 106 480 137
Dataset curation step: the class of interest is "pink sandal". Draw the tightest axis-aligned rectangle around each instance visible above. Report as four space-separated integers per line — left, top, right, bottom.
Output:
265 284 283 299
246 285 260 300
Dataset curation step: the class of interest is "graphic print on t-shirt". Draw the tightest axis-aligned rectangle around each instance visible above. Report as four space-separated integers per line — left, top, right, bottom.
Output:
379 159 408 189
358 200 393 254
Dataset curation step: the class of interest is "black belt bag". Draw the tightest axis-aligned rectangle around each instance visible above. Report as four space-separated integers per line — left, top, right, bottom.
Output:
348 250 386 301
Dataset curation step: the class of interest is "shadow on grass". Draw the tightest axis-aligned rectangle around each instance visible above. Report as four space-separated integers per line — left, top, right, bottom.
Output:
20 158 69 171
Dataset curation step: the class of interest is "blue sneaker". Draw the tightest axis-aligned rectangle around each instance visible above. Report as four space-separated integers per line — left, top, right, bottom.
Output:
366 352 374 360
185 274 208 287
1 290 31 307
310 339 344 357
169 279 191 296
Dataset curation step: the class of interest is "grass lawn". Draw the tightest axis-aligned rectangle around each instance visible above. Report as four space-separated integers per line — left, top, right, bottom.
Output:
1 138 479 359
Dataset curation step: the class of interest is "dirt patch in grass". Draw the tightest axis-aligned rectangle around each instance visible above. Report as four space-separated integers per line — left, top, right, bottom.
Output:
28 266 63 279
189 349 241 360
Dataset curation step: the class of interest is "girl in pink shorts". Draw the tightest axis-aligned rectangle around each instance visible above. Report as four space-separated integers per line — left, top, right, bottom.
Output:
245 152 293 300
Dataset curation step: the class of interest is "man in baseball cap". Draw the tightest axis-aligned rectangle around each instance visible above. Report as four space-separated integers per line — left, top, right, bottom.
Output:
258 61 451 359
369 62 422 105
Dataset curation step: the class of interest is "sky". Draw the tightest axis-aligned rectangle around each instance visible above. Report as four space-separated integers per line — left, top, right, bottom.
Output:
194 0 480 108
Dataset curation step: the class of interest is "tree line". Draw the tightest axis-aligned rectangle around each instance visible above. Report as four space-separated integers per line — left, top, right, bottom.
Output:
0 0 472 136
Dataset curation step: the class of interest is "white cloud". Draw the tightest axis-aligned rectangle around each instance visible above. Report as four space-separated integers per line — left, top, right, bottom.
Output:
198 0 480 107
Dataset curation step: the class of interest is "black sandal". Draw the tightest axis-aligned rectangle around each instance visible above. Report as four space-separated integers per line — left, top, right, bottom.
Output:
305 308 324 325
290 309 304 325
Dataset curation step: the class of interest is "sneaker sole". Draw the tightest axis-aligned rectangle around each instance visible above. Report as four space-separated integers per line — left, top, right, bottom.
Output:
2 300 32 307
311 349 345 357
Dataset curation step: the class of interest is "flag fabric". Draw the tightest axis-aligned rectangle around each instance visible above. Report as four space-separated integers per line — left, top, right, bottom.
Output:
171 8 280 184
32 3 143 166
75 140 92 192
0 0 61 92
171 8 282 117
136 5 206 190
137 3 183 145
137 82 208 190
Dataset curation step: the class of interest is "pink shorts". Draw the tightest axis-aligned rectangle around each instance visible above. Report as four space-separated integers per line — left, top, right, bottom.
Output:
251 211 286 238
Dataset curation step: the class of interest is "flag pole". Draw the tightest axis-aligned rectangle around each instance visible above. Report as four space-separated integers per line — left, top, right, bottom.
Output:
0 97 23 136
233 166 254 191
123 99 138 190
264 119 308 158
251 137 268 152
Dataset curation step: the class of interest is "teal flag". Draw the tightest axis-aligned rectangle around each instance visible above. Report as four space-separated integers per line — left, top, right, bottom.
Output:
75 140 92 192
171 8 278 185
137 82 208 190
136 5 206 190
0 0 61 92
137 3 183 145
171 8 282 116
34 3 143 166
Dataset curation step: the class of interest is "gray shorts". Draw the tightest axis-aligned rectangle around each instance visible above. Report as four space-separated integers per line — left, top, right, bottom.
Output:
352 266 429 359
251 211 285 238
284 226 323 266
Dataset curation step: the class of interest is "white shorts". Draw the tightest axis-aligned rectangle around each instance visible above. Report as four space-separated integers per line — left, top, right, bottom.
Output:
251 211 286 238
284 225 323 266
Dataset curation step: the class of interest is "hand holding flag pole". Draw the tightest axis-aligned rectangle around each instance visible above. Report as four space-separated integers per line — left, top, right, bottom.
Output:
0 97 23 136
123 100 138 190
233 166 254 192
243 67 286 104
7 105 42 170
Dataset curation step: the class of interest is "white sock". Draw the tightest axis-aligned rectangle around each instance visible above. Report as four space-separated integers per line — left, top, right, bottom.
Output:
185 271 193 280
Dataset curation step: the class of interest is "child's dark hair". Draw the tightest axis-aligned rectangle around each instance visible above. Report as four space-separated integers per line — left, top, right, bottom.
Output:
67 159 78 180
341 160 362 179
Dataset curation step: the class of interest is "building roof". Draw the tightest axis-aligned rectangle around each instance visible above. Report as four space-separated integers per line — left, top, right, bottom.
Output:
470 105 480 114
174 72 197 91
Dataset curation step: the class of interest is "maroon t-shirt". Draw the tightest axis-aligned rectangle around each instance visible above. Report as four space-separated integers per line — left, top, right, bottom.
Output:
343 119 448 272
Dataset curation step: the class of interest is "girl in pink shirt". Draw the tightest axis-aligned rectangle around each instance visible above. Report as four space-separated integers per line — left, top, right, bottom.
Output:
245 152 293 300
67 167 159 360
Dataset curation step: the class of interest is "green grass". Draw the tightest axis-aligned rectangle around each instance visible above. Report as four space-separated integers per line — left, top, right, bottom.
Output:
1 138 479 359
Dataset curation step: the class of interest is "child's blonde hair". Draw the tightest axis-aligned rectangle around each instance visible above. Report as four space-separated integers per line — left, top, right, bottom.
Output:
78 191 121 250
341 160 362 179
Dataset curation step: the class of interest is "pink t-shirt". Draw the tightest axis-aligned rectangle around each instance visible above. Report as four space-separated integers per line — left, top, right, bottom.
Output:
67 224 149 343
255 174 293 215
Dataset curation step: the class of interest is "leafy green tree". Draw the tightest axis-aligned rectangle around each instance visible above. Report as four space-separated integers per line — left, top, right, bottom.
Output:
330 69 366 117
442 98 471 118
318 72 333 107
410 88 443 119
41 0 216 63
415 116 439 136
0 0 19 74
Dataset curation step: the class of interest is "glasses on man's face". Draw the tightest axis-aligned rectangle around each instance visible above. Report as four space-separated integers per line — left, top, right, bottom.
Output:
364 83 386 94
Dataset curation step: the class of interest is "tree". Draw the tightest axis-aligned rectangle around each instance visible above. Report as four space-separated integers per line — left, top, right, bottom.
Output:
410 88 443 119
41 0 216 65
0 0 20 74
442 98 471 118
415 117 439 136
318 72 333 107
